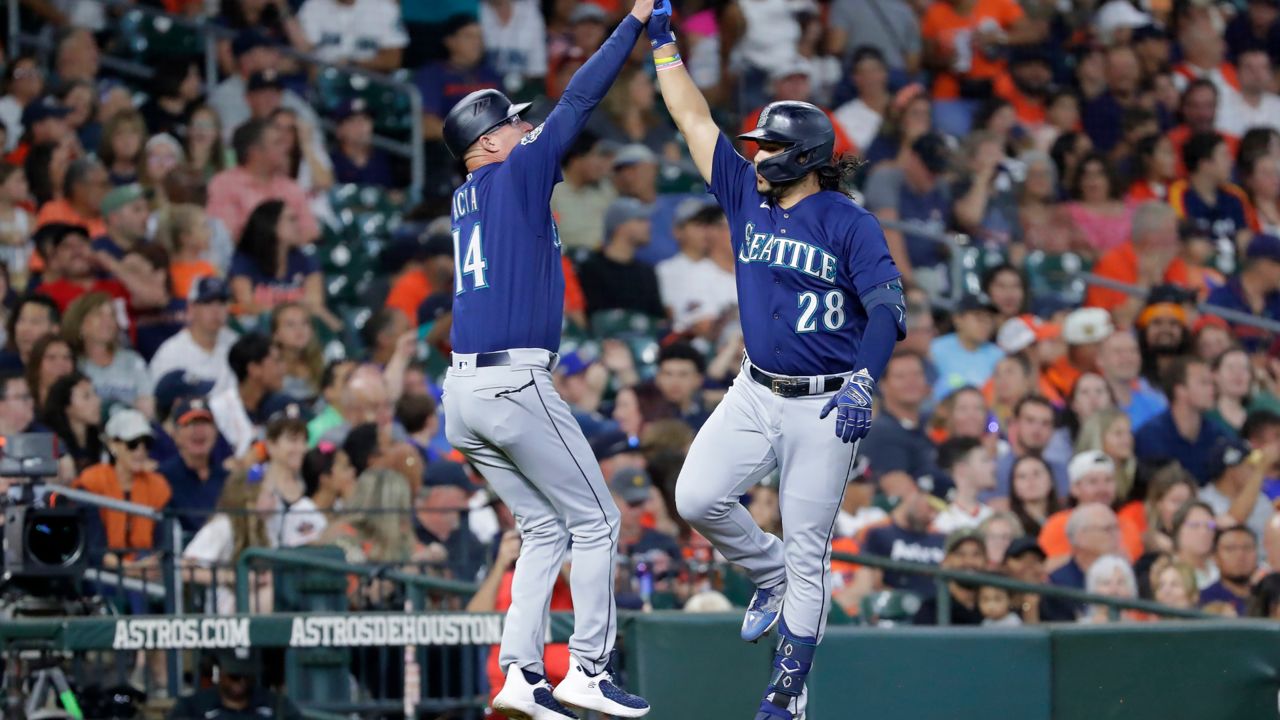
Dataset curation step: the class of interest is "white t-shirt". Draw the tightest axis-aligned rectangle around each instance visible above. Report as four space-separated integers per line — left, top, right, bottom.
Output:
835 505 888 540
209 386 255 457
149 327 239 394
1200 483 1273 562
298 0 408 65
480 0 548 80
833 99 883 156
182 514 238 615
656 254 738 332
931 502 994 535
0 96 22 151
1217 91 1280 138
265 494 328 549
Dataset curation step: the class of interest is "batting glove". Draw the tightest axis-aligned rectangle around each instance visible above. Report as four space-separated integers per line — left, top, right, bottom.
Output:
649 0 676 49
819 369 875 443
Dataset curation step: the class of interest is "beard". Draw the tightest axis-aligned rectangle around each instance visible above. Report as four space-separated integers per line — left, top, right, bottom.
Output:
1224 573 1254 586
758 174 799 200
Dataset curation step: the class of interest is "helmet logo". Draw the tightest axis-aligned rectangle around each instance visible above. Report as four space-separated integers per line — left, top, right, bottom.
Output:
758 104 773 128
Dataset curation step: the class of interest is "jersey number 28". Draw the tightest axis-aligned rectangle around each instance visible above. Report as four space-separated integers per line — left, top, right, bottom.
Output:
796 290 845 333
452 224 489 293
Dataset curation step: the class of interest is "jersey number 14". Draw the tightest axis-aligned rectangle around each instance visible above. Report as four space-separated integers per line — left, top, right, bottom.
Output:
452 224 489 293
796 290 845 333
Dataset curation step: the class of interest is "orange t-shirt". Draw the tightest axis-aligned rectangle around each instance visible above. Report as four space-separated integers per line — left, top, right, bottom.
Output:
35 199 107 239
73 463 172 553
1041 355 1085 401
993 74 1044 126
485 569 572 710
1166 126 1240 179
1038 507 1143 561
169 260 218 301
921 0 1025 100
1084 243 1192 314
385 268 432 324
562 256 586 315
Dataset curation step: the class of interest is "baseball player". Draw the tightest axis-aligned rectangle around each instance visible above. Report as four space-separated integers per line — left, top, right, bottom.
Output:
439 4 656 719
647 5 907 719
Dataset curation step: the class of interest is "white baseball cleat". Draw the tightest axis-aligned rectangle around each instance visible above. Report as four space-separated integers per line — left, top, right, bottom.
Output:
551 661 651 718
492 665 579 720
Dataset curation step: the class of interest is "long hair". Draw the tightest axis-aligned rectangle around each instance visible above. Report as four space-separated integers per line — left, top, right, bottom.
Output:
816 154 862 198
1008 454 1062 536
25 332 70 404
271 301 324 393
268 108 303 180
154 203 204 256
219 469 270 564
61 291 116 356
24 141 59 206
239 199 286 279
1075 407 1135 499
346 468 414 563
98 110 147 171
41 369 102 467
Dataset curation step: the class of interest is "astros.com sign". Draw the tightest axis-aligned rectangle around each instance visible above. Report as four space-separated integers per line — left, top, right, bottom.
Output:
110 614 504 650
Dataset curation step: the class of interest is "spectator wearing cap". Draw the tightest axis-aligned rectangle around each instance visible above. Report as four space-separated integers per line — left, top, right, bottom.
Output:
149 277 237 392
550 131 616 251
1169 131 1251 268
1201 437 1276 547
0 57 45 152
739 58 854 161
330 99 395 187
154 203 218 301
655 342 709 431
1085 202 1187 325
35 156 107 239
919 0 1040 136
41 370 102 473
1039 450 1142 559
834 48 893 155
551 350 614 435
612 466 680 561
383 231 453 324
930 295 1002 402
210 333 285 457
207 120 320 246
862 132 952 294
1206 234 1280 353
657 198 736 336
1135 286 1195 390
578 197 663 320
161 397 230 535
74 408 172 561
1135 356 1234 485
7 95 70 167
1003 536 1048 622
912 529 987 625
1043 307 1113 401
297 0 406 71
854 488 947 603
863 351 943 499
209 32 326 147
1200 526 1262 615
168 648 303 720
417 15 501 144
932 437 997 534
92 183 148 262
415 460 486 582
994 314 1065 408
591 427 646 484
610 143 659 206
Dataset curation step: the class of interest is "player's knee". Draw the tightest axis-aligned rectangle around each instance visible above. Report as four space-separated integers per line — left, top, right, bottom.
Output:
520 515 568 544
566 503 620 542
674 484 721 525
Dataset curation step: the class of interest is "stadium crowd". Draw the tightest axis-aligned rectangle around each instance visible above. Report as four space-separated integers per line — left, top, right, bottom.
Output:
5 0 1280 711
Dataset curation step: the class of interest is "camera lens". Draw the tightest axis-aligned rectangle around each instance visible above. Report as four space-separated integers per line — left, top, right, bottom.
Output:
27 515 83 567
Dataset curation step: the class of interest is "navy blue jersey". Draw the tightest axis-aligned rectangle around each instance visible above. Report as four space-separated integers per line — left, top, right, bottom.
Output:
449 15 644 354
707 134 901 376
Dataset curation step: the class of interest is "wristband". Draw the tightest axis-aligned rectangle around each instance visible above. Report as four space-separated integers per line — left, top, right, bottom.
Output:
655 53 683 71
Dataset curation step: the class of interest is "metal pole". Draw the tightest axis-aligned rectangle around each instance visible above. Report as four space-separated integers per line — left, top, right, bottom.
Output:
406 83 425 203
934 577 951 626
7 0 19 62
202 19 218 95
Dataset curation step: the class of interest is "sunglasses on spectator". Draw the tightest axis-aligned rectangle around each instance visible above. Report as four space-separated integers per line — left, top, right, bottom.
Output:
122 437 153 451
1185 520 1217 531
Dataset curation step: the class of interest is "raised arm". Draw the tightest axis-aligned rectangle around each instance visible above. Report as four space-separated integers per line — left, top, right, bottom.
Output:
648 3 719 184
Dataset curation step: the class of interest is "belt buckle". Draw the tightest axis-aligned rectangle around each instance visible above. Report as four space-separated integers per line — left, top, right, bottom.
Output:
771 378 798 397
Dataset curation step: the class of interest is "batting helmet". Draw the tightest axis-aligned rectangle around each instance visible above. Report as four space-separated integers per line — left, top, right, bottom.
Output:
442 89 532 159
738 101 835 184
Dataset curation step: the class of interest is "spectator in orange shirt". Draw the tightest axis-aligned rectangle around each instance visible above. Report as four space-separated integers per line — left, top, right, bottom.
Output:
1125 134 1178 203
921 0 1040 135
384 232 453 324
1044 307 1113 401
1167 80 1239 178
8 95 72 167
994 45 1053 128
155 203 218 301
73 408 172 563
739 58 854 161
1039 451 1143 561
1085 201 1183 327
35 156 107 238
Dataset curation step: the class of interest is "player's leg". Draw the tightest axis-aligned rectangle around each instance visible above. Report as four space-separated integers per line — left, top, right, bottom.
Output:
445 374 579 720
754 394 859 720
673 376 785 639
485 367 648 717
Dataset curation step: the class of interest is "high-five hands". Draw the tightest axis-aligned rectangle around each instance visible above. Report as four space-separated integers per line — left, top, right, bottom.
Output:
819 369 876 443
648 0 675 48
630 0 655 22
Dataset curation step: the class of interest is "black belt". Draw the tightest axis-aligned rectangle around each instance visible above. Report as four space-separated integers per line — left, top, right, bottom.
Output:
748 365 845 398
473 351 556 370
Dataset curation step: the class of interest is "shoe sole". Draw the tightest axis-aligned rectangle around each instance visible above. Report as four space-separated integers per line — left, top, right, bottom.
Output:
493 699 574 720
551 690 650 718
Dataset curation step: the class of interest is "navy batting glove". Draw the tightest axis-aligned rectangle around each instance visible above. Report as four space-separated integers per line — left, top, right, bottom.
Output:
649 0 676 48
819 369 875 443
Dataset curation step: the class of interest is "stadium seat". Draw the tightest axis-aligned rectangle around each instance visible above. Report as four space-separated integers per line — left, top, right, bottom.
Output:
859 590 923 627
114 9 202 62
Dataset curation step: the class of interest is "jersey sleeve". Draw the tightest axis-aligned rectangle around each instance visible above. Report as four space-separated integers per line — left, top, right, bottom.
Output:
503 15 644 211
846 212 902 297
707 132 755 242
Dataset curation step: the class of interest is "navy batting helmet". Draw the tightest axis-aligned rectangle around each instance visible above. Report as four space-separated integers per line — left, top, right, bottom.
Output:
442 89 532 159
738 101 835 184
